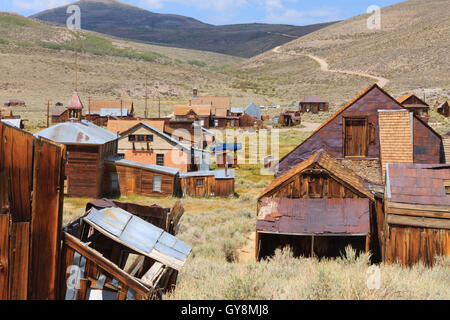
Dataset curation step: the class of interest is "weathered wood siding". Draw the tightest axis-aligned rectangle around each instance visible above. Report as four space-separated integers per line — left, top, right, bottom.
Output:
104 162 177 197
180 176 235 197
412 117 443 163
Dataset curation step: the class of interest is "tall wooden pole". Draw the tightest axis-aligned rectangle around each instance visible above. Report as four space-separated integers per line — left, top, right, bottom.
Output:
158 97 161 118
74 32 78 92
46 99 50 128
145 78 148 119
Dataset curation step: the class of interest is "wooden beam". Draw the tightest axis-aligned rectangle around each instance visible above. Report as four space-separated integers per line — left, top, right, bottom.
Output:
387 207 450 219
387 214 450 230
8 222 29 300
63 233 151 297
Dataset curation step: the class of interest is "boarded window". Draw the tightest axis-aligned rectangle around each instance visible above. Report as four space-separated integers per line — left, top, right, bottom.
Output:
156 154 164 166
153 176 162 192
343 118 368 157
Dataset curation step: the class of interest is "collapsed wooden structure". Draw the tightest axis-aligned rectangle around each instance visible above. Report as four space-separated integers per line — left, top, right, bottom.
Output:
276 111 302 127
1 121 192 299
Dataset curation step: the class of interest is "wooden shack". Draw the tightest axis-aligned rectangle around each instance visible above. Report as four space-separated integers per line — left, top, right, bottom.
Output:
300 96 328 113
104 159 181 197
435 101 449 117
397 94 429 122
277 111 301 127
383 163 450 266
277 84 444 177
4 99 26 107
174 105 211 128
35 120 118 198
189 90 230 118
256 151 382 261
179 169 235 197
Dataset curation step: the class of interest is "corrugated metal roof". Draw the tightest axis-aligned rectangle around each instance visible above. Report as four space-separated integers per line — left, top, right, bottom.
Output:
230 107 243 114
386 163 450 206
35 120 118 145
1 119 22 128
85 207 191 270
98 108 129 117
179 169 235 179
107 158 179 175
257 198 370 235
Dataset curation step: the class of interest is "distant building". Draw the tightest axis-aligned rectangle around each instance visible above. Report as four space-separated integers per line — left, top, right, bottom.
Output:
277 111 301 127
299 96 328 113
4 99 25 107
397 93 429 122
435 101 449 117
244 102 262 120
35 120 118 198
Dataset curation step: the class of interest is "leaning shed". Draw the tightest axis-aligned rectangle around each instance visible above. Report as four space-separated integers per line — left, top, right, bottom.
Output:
179 169 235 197
35 120 118 198
256 151 383 261
104 158 181 197
384 163 450 266
277 84 444 177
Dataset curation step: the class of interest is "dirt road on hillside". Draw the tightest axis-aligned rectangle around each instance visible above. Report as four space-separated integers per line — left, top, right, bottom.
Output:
272 46 389 88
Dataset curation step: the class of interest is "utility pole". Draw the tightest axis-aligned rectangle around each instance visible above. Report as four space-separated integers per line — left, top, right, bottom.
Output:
46 99 50 128
74 32 78 92
145 78 148 119
158 97 161 118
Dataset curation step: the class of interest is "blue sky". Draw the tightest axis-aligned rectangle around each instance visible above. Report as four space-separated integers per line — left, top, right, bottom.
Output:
3 0 406 25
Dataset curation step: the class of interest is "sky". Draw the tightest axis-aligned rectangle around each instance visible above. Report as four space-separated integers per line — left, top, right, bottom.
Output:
2 0 406 25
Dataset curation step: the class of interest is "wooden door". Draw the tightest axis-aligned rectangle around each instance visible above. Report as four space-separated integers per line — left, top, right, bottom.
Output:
344 118 368 157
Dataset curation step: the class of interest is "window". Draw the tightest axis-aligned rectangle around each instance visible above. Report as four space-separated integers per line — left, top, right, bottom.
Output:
214 120 219 127
200 120 205 126
147 135 153 142
343 118 368 157
128 135 136 142
196 178 205 187
137 135 145 142
445 180 450 195
156 154 164 166
153 176 162 192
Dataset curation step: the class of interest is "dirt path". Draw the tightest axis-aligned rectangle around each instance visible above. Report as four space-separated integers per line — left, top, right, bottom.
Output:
272 46 389 88
237 232 256 263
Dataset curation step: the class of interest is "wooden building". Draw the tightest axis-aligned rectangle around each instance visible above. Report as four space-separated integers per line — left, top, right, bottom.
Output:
117 122 210 172
443 131 450 164
300 96 329 113
173 105 211 128
277 84 444 177
277 111 302 127
244 102 262 120
229 107 244 117
256 151 382 261
435 101 449 117
35 120 118 198
104 159 181 197
3 99 26 107
212 116 240 128
189 89 231 118
383 163 450 266
179 169 235 197
87 99 134 117
397 93 429 122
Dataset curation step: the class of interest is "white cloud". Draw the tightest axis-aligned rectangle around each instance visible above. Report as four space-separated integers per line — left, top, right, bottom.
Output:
12 0 73 12
140 0 249 12
265 0 340 25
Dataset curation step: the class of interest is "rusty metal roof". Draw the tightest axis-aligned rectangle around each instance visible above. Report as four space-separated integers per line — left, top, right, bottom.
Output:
35 120 118 145
257 198 370 235
84 207 191 270
386 163 450 206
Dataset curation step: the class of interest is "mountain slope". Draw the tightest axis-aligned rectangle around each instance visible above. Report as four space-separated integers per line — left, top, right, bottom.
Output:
31 0 336 58
239 0 449 104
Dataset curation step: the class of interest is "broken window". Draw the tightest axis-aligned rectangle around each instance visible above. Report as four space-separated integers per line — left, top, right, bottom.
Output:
196 178 205 187
343 117 368 157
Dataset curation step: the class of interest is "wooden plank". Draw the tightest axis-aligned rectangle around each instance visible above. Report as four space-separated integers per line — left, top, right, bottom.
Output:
8 222 29 300
29 139 66 300
386 201 450 214
387 214 450 230
0 214 10 299
387 207 450 219
64 233 151 298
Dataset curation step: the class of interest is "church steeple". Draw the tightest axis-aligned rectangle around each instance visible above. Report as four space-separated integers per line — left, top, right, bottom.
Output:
67 92 84 122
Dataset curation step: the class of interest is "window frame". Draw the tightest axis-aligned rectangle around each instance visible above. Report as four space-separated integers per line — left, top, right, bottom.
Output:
153 175 162 192
196 178 205 188
156 153 165 166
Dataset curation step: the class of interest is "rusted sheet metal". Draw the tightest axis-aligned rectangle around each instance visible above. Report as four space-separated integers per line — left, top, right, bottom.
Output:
257 198 370 235
0 122 34 222
84 207 191 270
386 163 450 206
29 138 66 300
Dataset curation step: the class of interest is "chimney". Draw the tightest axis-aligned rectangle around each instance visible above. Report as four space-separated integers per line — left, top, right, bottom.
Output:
193 88 198 98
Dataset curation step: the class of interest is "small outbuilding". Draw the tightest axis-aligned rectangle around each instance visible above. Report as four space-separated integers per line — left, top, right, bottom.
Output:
435 101 449 117
179 169 235 197
244 102 262 120
397 93 429 122
299 96 328 113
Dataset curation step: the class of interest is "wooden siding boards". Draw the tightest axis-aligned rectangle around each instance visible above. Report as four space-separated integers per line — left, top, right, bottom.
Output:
8 222 29 300
444 133 450 164
29 138 66 300
0 214 9 300
277 84 443 177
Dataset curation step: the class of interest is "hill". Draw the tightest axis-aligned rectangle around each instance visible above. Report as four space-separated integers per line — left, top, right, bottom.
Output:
237 0 450 108
31 0 336 58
